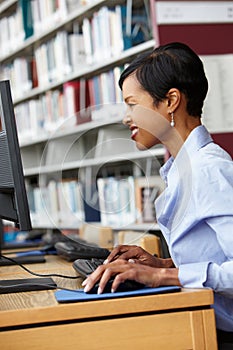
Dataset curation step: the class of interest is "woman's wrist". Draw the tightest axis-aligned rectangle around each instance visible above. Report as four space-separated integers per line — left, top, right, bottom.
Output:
156 257 175 269
155 267 181 286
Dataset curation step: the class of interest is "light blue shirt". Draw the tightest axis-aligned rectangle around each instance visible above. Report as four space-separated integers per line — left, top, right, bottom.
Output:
155 125 233 332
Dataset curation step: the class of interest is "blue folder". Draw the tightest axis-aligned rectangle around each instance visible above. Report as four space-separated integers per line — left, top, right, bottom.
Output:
55 286 181 303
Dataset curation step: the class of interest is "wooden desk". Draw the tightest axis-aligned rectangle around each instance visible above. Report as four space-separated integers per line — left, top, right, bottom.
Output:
0 255 217 350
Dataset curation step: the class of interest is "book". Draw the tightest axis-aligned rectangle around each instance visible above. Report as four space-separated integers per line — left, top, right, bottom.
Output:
97 176 136 226
109 6 124 57
82 181 101 223
31 57 38 88
66 0 83 13
19 0 34 39
30 0 68 35
82 17 93 65
57 180 85 225
63 80 91 125
78 79 91 125
68 31 86 72
89 68 125 121
54 31 72 79
201 54 233 133
94 6 112 61
0 8 25 57
47 180 60 224
134 176 165 223
32 187 51 226
120 2 152 50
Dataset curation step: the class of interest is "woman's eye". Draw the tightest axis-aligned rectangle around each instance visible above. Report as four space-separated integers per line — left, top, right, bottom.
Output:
128 104 136 109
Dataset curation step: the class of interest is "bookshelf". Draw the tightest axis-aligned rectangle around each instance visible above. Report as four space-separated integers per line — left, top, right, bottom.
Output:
1 0 232 243
0 0 165 234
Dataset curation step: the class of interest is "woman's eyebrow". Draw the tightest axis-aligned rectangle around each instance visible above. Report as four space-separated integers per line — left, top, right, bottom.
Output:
124 95 135 103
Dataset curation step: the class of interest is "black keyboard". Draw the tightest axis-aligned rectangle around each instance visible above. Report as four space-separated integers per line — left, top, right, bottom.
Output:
55 241 110 261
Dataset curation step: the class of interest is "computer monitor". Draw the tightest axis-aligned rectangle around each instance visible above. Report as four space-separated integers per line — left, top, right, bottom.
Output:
0 80 32 234
0 79 47 265
0 80 57 293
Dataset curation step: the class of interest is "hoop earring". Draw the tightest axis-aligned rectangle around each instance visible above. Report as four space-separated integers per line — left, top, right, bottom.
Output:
170 112 175 127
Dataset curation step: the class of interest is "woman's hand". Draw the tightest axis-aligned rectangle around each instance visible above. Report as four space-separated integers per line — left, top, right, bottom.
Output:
82 259 180 294
104 244 174 269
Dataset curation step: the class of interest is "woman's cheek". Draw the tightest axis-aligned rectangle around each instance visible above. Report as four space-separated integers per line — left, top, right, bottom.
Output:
135 129 159 150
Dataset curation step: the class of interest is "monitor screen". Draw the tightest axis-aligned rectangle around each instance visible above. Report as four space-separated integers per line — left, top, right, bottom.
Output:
0 80 56 293
0 80 32 253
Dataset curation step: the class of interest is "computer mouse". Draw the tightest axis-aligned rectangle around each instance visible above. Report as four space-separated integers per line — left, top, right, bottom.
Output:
86 278 144 294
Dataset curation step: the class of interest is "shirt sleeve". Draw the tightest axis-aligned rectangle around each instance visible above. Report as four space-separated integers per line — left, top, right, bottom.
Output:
204 261 233 299
178 261 211 289
179 158 233 298
178 194 233 297
203 216 233 299
178 217 233 299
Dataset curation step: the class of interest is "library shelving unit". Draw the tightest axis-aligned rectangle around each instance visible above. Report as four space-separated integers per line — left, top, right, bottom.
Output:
0 0 165 238
1 0 232 251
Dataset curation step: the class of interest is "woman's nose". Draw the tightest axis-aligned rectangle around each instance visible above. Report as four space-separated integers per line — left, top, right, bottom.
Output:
122 115 132 126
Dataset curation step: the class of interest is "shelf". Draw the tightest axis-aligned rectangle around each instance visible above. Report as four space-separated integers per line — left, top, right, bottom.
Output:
31 221 160 231
112 222 160 231
0 0 16 15
13 40 155 105
24 147 165 176
1 0 232 247
1 0 166 231
19 114 125 147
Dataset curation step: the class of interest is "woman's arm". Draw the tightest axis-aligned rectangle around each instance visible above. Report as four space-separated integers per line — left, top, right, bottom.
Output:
105 244 175 268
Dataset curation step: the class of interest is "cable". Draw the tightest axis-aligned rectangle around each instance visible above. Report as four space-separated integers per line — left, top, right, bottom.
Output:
0 282 56 291
0 255 82 280
0 282 84 293
54 286 84 292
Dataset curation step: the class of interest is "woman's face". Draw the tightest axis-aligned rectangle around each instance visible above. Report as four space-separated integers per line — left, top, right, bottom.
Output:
122 74 169 150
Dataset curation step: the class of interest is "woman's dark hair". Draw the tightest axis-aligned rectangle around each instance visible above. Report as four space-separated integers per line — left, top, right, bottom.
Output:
119 42 208 117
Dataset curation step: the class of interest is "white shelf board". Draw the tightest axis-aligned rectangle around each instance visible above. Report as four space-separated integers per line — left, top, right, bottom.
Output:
19 114 124 147
24 147 165 176
31 221 160 231
111 222 160 231
0 0 16 15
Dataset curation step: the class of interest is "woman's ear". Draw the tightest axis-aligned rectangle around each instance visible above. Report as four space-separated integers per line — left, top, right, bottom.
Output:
166 88 181 111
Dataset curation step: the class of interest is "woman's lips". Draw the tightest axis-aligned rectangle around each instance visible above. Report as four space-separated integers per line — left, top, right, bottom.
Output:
130 124 139 139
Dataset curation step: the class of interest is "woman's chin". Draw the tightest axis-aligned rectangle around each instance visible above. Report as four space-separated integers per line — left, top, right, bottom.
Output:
135 142 149 151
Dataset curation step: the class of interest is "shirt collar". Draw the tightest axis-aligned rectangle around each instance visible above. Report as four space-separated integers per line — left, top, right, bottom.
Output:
160 125 213 183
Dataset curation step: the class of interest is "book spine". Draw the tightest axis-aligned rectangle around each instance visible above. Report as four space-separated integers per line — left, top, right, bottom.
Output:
19 0 34 39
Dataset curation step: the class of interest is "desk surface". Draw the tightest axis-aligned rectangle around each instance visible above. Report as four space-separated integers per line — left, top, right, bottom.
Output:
0 255 218 350
0 255 214 328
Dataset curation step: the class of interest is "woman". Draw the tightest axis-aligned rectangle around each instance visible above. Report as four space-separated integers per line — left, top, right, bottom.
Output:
82 42 233 344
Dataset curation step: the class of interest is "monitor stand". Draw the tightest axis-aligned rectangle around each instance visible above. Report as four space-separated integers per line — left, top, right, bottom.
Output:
0 220 56 293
